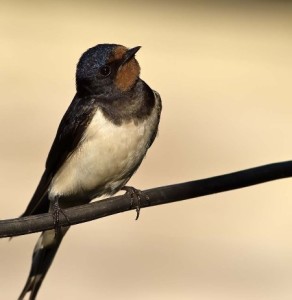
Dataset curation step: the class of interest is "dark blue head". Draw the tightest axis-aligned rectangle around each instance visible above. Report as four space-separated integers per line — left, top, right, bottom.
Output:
76 44 141 96
77 44 114 80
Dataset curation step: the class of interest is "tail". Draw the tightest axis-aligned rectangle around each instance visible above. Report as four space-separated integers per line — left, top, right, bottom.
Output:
18 227 69 300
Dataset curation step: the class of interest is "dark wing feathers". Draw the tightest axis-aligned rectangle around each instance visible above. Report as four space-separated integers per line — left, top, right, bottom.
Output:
46 96 97 175
21 95 97 216
20 171 51 216
147 90 162 148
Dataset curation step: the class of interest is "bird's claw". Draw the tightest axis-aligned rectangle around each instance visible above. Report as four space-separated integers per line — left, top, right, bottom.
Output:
51 197 70 240
122 186 149 220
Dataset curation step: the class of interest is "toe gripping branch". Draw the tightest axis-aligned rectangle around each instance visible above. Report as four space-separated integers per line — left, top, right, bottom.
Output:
51 197 71 239
122 186 150 220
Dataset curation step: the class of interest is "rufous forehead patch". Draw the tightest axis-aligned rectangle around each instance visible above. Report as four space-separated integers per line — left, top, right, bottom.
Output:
112 46 141 92
110 45 128 62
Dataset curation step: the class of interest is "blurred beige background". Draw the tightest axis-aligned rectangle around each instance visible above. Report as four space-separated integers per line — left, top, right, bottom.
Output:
1 1 292 299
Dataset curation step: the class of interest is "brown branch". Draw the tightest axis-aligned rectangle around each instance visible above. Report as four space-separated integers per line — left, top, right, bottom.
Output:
1 160 292 238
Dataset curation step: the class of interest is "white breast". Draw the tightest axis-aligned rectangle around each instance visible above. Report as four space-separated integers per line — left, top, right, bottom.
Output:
49 105 159 201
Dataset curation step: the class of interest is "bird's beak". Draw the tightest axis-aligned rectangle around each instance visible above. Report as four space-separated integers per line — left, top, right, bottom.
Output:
121 46 141 66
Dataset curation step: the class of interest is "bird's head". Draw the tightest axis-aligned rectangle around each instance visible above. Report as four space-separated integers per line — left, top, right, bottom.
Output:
76 44 141 96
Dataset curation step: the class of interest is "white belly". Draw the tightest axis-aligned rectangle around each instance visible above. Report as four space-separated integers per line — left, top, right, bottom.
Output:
49 108 158 200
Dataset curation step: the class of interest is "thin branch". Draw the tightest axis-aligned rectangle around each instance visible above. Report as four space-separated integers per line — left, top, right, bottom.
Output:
1 160 292 238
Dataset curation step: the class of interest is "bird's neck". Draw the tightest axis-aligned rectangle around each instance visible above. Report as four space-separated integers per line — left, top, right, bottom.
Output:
88 79 156 126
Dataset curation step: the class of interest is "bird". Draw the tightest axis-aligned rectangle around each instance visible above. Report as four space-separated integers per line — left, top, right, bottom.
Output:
18 43 162 300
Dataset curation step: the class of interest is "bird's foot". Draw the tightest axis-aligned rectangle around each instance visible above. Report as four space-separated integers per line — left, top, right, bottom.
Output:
51 197 70 239
122 186 149 220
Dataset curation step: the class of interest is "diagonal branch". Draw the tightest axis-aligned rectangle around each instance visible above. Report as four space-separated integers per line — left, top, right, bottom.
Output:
1 160 292 238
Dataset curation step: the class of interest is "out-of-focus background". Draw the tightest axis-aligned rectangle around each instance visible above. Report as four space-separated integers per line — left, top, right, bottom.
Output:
1 1 292 299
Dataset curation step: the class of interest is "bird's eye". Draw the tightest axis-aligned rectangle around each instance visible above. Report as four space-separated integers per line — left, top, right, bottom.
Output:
99 65 111 77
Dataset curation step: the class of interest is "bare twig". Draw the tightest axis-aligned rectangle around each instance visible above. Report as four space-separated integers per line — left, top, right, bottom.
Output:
1 160 292 238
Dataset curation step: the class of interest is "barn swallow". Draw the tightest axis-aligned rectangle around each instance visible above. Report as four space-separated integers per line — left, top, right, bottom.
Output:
18 43 162 299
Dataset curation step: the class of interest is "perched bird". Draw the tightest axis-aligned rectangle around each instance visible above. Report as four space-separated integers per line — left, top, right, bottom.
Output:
18 43 162 300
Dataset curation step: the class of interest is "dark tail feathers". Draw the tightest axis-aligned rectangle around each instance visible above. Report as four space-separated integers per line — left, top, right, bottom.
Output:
18 227 69 300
